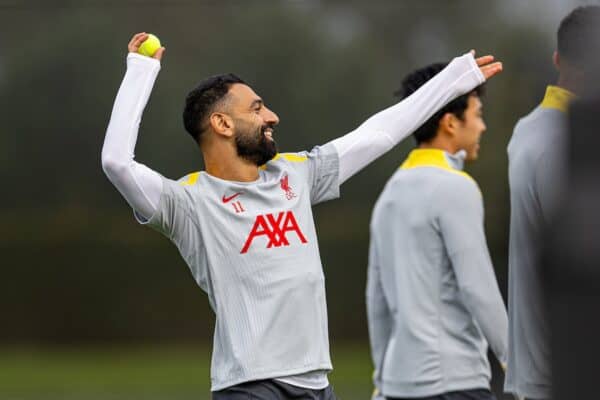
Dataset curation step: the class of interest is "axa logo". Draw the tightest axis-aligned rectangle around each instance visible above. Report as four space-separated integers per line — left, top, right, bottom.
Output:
240 211 308 254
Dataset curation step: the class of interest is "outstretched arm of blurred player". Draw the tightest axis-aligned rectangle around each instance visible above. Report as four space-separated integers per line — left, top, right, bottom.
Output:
330 52 502 184
101 33 166 220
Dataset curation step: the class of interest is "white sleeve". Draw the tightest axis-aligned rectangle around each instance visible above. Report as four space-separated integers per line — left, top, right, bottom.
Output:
101 53 164 220
330 53 485 184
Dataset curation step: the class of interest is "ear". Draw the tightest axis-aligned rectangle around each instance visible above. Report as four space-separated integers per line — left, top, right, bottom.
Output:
439 112 458 137
209 112 234 138
553 51 560 71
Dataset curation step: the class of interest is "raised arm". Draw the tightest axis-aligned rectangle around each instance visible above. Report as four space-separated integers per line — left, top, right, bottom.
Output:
101 33 166 220
437 178 508 367
330 52 502 184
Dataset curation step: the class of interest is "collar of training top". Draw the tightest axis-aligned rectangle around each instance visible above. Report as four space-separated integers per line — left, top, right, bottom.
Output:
400 148 479 192
541 85 575 112
400 148 466 170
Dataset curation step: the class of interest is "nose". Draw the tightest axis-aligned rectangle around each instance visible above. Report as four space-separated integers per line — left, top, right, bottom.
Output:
264 107 280 126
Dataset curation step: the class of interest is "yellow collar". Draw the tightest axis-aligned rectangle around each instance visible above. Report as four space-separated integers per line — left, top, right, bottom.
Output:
540 85 575 112
400 148 474 183
400 148 459 169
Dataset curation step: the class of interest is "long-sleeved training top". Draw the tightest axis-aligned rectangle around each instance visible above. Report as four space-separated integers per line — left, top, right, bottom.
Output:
367 148 508 398
101 52 485 391
504 85 573 400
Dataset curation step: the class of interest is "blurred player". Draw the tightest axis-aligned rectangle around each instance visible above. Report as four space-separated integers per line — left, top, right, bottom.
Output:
367 63 507 400
505 6 600 400
101 33 502 399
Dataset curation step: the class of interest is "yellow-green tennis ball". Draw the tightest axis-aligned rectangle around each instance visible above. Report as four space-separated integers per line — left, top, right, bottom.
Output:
138 34 161 57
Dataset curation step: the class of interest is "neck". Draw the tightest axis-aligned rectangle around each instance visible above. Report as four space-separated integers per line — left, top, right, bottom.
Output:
202 141 259 182
418 138 457 155
556 73 581 95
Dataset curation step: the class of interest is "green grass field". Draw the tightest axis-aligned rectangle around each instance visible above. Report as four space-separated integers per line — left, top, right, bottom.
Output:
1 343 374 400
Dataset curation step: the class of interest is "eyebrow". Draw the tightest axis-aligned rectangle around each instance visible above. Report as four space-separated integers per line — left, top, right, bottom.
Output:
250 99 263 109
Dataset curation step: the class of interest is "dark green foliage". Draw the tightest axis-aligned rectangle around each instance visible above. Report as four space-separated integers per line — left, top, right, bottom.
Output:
0 2 563 344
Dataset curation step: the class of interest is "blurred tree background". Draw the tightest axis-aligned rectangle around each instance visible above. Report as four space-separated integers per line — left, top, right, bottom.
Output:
0 0 591 399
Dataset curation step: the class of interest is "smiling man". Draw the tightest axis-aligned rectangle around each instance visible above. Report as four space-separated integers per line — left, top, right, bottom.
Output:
102 33 502 400
367 63 508 400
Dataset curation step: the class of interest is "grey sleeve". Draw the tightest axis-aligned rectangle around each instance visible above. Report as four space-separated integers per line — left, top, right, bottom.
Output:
296 143 340 205
436 178 508 365
535 144 567 225
135 177 202 251
366 238 393 391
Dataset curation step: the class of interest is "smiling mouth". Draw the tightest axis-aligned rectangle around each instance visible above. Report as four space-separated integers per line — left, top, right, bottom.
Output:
263 128 274 141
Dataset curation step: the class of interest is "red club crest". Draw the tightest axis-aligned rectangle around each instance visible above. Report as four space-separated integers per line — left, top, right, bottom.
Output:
280 174 296 200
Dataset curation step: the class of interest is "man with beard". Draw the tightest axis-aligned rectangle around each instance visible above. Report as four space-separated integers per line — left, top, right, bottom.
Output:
101 32 502 399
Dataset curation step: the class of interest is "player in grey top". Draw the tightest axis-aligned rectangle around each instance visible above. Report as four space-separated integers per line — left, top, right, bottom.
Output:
102 32 502 397
505 7 600 399
367 63 507 400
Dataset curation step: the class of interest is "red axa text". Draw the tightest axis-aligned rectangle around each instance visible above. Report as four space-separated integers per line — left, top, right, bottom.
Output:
240 211 308 254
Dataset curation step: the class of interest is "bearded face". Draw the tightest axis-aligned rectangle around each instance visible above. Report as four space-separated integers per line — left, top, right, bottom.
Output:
233 117 277 166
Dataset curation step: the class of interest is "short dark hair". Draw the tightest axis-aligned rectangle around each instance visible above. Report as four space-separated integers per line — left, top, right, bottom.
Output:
395 62 484 145
557 6 600 69
183 73 246 143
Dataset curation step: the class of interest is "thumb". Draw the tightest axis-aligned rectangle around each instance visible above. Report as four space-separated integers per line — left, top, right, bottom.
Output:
153 47 166 61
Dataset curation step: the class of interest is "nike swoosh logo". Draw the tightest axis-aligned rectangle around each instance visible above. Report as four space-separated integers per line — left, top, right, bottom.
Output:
222 192 242 203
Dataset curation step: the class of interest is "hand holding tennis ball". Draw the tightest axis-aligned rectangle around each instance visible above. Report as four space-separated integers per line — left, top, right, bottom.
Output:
128 32 165 60
138 34 161 57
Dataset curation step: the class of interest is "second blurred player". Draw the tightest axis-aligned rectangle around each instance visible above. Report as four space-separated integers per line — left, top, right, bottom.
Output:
367 63 507 400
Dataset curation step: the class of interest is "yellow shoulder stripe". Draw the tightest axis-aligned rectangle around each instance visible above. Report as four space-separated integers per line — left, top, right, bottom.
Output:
280 153 308 162
400 148 476 184
180 171 200 186
260 153 308 170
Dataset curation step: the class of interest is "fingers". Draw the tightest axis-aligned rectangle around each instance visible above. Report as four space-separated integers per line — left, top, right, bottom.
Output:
475 55 494 66
480 61 503 80
153 47 166 61
127 32 148 53
470 50 503 80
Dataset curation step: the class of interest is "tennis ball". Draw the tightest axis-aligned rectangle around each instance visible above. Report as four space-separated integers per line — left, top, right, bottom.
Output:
138 34 161 57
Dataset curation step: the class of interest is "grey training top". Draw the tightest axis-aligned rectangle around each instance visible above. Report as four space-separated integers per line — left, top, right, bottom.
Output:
367 148 508 398
505 85 573 399
140 145 339 391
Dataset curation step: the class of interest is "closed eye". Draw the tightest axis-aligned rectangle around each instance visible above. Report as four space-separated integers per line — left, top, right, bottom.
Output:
250 99 263 112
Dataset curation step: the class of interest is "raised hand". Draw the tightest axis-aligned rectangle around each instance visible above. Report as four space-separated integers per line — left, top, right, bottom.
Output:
471 50 503 80
127 32 166 61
